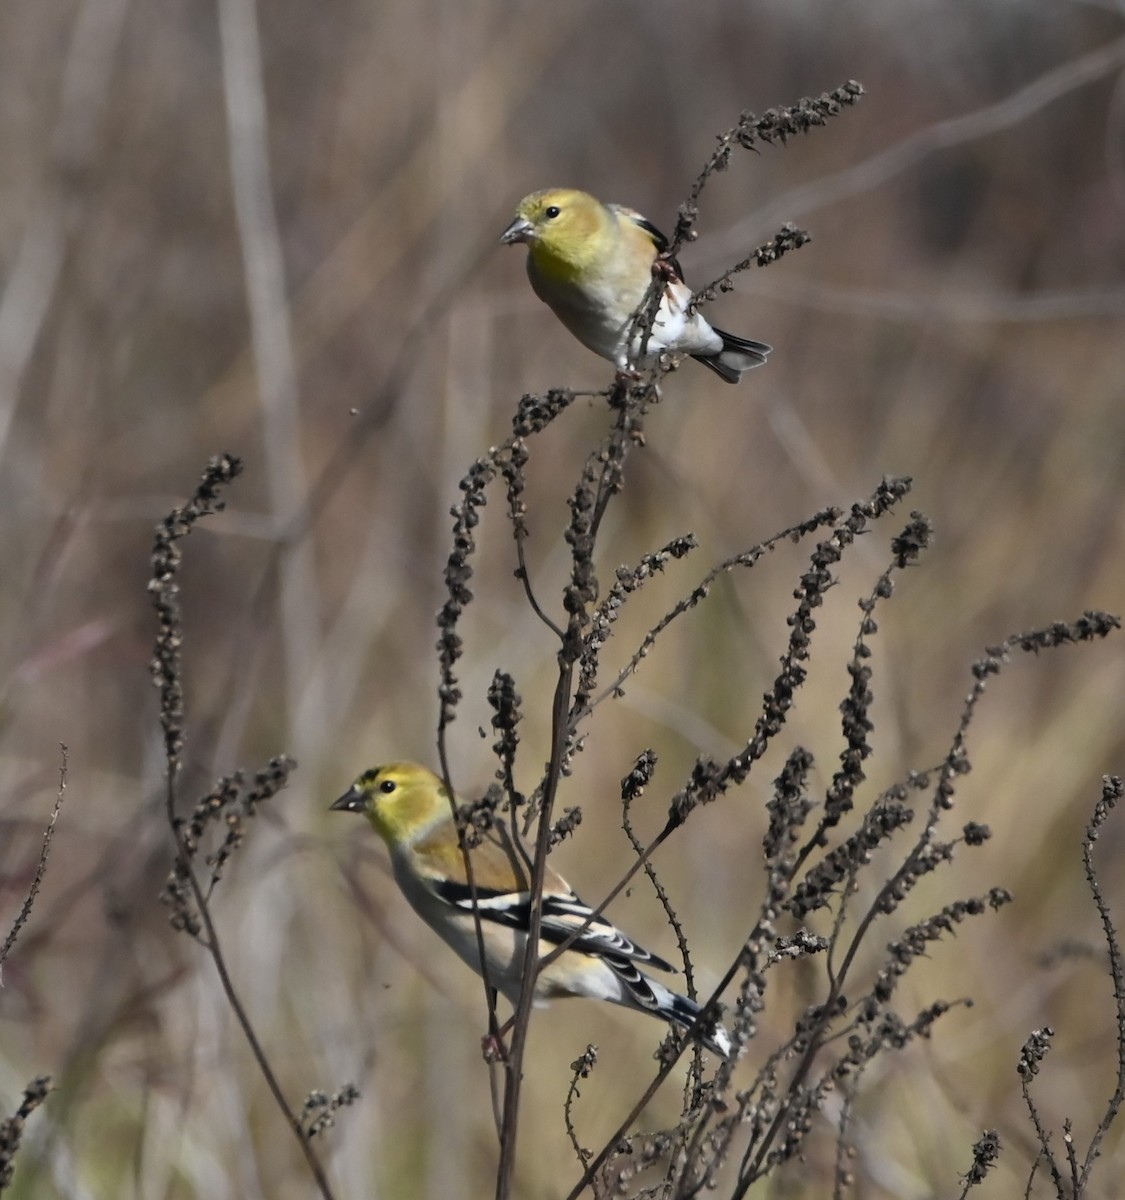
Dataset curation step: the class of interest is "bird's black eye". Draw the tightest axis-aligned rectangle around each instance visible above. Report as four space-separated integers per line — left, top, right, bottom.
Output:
544 205 561 219
378 779 397 794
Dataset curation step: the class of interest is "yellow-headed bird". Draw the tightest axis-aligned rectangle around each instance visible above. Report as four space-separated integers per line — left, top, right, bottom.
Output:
332 761 731 1056
501 188 770 383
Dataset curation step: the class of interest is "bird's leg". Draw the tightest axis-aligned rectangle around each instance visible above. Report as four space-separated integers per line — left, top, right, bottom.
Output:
652 254 679 282
480 1030 509 1063
482 1022 518 1060
480 992 513 1062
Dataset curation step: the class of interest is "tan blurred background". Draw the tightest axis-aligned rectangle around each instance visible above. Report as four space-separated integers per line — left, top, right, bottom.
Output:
1 0 1123 1196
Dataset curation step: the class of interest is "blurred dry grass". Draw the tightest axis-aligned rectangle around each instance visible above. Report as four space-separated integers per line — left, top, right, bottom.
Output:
1 1 1124 1196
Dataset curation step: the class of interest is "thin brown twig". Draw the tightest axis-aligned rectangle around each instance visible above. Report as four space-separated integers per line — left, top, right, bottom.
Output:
495 657 577 1200
150 459 336 1200
432 744 506 1139
0 745 68 972
1077 776 1124 1189
715 37 1125 255
164 808 336 1197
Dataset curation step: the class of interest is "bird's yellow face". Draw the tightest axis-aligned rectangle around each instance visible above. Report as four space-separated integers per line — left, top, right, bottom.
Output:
499 189 607 279
331 761 451 845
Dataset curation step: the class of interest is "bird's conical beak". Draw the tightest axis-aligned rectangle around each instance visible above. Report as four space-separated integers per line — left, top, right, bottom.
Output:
499 215 534 245
330 785 365 813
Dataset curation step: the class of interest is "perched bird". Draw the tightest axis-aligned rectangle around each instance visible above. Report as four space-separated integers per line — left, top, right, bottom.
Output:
332 761 731 1057
500 187 770 383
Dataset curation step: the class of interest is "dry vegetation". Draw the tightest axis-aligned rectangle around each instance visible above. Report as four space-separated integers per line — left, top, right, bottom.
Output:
1 2 1124 1197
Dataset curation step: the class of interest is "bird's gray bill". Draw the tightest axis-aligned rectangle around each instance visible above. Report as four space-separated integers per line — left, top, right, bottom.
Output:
499 216 533 245
330 786 365 813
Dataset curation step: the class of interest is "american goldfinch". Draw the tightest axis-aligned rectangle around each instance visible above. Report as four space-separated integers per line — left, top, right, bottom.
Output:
331 761 731 1057
500 188 770 383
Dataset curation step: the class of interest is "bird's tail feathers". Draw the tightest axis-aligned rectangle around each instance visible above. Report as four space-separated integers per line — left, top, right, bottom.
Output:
692 328 772 384
619 961 732 1057
664 989 733 1059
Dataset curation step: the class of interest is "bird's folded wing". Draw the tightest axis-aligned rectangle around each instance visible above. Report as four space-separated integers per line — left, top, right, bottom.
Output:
608 204 686 283
429 877 675 973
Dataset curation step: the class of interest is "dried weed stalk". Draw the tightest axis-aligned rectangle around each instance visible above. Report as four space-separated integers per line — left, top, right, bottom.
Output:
148 454 343 1200
0 748 66 1191
0 744 67 974
126 83 1120 1200
0 1077 52 1194
428 85 1123 1200
1015 776 1124 1198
